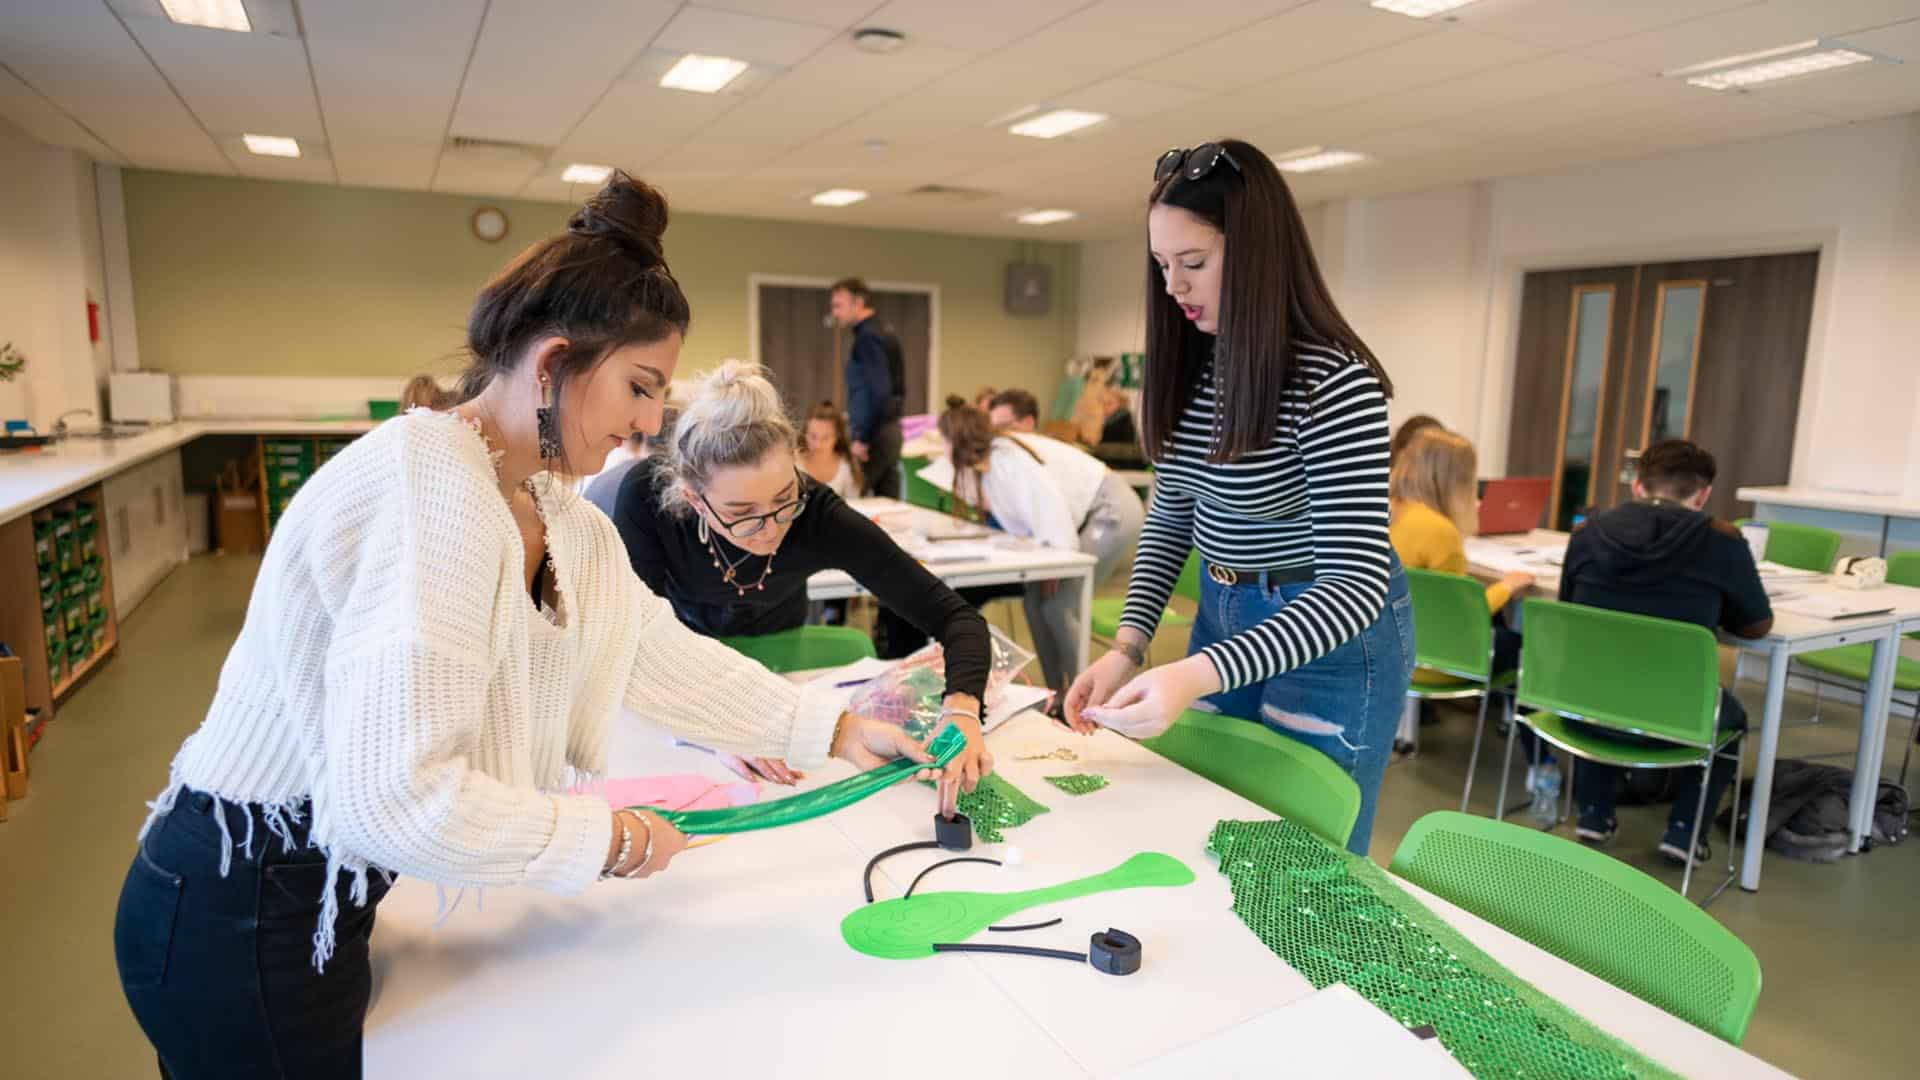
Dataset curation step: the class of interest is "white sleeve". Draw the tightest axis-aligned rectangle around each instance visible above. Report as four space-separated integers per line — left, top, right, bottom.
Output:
992 446 1081 551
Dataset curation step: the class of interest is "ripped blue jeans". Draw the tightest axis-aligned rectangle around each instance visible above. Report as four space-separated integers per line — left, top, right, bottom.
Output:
1188 556 1414 856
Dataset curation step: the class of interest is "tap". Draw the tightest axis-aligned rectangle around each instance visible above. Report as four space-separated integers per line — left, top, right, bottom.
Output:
52 409 95 440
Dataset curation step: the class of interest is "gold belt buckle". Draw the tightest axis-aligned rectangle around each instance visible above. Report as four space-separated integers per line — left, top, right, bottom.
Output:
1207 564 1239 586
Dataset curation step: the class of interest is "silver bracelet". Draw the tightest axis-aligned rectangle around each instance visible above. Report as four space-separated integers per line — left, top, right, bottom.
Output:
617 812 656 879
599 813 634 881
938 707 981 725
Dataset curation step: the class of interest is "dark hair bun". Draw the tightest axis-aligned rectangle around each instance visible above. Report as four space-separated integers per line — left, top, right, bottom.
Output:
567 170 668 265
944 394 969 411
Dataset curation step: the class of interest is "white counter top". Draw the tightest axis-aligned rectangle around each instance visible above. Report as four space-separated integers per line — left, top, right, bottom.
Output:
1737 485 1920 517
0 419 375 524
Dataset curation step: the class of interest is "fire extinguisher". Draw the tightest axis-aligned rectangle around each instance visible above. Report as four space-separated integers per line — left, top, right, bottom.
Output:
87 291 100 344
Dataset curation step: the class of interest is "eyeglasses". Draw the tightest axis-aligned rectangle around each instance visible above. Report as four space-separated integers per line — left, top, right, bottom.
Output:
1154 143 1241 184
697 470 810 539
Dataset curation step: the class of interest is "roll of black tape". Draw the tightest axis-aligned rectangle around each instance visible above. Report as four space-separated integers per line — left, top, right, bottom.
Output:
934 811 974 851
1088 928 1141 976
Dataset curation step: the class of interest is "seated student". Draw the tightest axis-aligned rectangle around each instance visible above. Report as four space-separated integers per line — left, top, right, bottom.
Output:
1389 427 1534 612
399 373 456 412
798 400 860 499
611 362 992 797
1098 387 1138 447
986 388 1041 433
1389 413 1442 465
939 396 1145 696
1558 438 1771 865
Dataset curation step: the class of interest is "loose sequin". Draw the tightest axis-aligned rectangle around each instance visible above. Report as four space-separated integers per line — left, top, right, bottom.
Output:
1042 773 1109 796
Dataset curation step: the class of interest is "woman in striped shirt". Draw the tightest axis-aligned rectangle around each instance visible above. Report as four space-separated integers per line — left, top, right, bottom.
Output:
1065 138 1414 854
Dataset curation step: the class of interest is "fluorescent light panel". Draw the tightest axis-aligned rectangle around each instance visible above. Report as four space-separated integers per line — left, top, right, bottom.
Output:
1369 0 1479 18
810 189 868 207
1274 147 1368 173
562 163 613 184
160 0 251 32
1015 209 1077 226
1008 109 1106 139
660 54 749 94
242 133 300 158
1683 46 1873 90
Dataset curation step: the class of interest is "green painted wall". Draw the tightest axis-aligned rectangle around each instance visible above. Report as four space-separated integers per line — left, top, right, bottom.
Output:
121 170 1078 401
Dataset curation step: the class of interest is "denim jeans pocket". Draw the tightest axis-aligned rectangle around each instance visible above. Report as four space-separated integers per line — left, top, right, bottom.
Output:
115 840 184 989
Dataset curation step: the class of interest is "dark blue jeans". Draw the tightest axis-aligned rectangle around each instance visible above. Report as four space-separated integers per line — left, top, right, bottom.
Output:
115 790 391 1079
1572 689 1748 844
1189 557 1415 855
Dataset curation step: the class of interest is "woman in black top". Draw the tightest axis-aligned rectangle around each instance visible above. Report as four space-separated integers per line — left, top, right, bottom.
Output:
612 361 993 809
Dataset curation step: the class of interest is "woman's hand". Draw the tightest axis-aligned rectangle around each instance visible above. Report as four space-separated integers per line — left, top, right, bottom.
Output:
1500 570 1536 594
1064 648 1141 734
935 696 993 818
716 753 803 786
832 712 939 778
1079 656 1222 740
605 809 688 880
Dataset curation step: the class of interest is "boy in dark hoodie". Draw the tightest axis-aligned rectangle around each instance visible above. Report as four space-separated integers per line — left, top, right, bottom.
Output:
1558 439 1773 865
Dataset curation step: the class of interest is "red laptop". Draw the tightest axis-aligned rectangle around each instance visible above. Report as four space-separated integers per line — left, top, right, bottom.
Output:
1476 476 1552 535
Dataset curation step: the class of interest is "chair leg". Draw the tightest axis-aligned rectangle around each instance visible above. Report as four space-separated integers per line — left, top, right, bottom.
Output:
1460 690 1492 813
1810 674 1824 725
1680 759 1713 900
1495 705 1517 823
1900 695 1918 790
1702 743 1743 908
1396 696 1420 755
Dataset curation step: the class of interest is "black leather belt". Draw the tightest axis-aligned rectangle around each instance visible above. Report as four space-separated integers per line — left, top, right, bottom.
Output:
1204 562 1315 587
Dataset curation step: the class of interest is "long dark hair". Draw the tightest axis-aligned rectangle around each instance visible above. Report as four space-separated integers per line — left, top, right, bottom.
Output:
938 395 1043 520
1142 138 1391 465
801 399 862 490
457 170 691 473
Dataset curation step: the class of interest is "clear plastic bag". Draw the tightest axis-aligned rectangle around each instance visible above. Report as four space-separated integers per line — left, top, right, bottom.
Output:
848 624 1036 740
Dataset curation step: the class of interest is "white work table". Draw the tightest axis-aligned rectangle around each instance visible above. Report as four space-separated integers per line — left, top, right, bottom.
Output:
362 705 1790 1078
1466 530 1920 891
1737 485 1920 557
0 419 375 525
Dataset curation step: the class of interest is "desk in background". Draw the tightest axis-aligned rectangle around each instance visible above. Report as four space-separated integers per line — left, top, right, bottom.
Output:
1737 485 1920 558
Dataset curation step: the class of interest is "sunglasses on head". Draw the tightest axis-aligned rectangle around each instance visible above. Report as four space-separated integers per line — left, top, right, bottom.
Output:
1154 143 1242 184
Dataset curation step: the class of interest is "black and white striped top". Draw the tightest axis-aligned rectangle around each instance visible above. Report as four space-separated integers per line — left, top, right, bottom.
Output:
1119 343 1392 690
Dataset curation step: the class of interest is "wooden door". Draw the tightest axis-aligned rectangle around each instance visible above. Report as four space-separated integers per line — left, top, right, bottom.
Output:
756 285 840 416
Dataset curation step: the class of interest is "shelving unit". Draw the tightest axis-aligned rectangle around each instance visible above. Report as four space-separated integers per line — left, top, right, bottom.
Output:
257 435 356 540
0 483 119 740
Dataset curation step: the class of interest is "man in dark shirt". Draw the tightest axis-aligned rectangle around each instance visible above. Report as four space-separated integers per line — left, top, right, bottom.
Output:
830 277 905 498
1557 439 1773 865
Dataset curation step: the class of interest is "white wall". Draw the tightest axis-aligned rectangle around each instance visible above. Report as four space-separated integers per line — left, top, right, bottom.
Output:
1076 235 1147 358
0 124 115 431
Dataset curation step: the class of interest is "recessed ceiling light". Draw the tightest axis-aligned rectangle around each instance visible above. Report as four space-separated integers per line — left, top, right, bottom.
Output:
1667 39 1878 90
1014 209 1077 226
562 163 613 184
1008 109 1107 139
242 134 300 158
660 54 749 94
811 189 869 207
159 0 251 32
1370 0 1479 17
1273 146 1368 173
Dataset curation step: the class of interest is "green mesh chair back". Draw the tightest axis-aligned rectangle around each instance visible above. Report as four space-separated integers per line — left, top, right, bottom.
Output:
1405 568 1493 680
900 455 952 513
719 626 875 674
1141 709 1361 848
1391 811 1762 1044
1518 599 1720 747
1758 520 1840 572
1893 551 1920 638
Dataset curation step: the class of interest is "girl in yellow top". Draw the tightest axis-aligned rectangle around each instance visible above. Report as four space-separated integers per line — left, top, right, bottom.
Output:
1388 427 1533 610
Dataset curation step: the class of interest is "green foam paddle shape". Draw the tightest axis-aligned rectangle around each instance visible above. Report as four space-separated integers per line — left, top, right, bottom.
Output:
642 724 968 837
841 852 1196 959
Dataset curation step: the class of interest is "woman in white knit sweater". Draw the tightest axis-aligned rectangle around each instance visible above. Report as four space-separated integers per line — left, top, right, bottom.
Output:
112 173 960 1079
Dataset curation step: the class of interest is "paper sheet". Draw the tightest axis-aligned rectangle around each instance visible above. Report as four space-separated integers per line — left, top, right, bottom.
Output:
1774 593 1895 620
1463 537 1567 577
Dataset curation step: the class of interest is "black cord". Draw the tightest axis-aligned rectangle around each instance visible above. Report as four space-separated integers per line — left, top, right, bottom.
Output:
904 857 1001 899
988 918 1064 933
932 943 1088 963
863 841 940 903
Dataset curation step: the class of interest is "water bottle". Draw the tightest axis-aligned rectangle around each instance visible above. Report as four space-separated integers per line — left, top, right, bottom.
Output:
1529 761 1563 828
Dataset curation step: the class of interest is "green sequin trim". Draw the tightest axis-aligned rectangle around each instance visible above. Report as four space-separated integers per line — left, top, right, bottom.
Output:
1042 773 1109 796
926 773 1050 842
1208 819 1681 1080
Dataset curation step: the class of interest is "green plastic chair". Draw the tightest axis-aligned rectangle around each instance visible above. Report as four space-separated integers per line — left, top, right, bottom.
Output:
1503 599 1744 902
1751 519 1840 572
900 454 952 513
1796 551 1920 785
1091 550 1201 647
1403 569 1517 812
719 626 875 674
1391 811 1762 1045
1141 708 1361 848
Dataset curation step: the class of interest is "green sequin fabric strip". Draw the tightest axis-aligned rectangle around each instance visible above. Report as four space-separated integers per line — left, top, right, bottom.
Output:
1208 819 1681 1080
934 773 1050 842
1042 773 1109 796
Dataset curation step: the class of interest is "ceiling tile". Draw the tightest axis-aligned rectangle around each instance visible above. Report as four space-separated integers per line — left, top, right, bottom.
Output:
992 0 1314 95
303 0 485 143
1461 0 1762 50
328 137 441 189
654 6 840 68
0 62 123 161
1063 77 1211 119
1135 1 1437 91
552 81 736 165
1582 0 1920 75
1241 26 1548 116
688 0 880 29
862 0 1095 53
452 0 677 146
120 16 325 143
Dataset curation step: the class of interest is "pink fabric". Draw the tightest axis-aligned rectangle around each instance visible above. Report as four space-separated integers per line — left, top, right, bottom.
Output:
598 775 761 813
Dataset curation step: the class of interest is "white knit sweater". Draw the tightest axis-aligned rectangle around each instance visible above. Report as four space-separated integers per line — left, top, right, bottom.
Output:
143 410 840 964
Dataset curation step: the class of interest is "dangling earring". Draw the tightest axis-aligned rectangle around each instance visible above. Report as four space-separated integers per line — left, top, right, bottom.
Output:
697 512 711 545
535 376 561 460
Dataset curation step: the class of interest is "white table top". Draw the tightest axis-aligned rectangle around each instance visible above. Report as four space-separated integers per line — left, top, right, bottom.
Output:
0 418 374 524
1736 486 1920 518
1464 530 1920 647
808 497 1095 597
362 706 1790 1079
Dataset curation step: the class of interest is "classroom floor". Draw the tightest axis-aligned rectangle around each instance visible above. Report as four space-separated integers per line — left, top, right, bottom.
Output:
3 554 1916 1078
